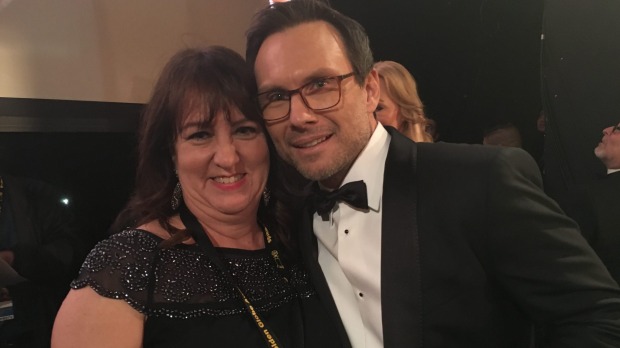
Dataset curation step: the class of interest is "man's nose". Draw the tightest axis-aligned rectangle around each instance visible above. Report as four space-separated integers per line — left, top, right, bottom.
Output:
602 126 614 136
288 93 317 126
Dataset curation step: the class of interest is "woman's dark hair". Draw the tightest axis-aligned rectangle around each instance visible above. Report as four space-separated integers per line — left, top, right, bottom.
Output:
113 46 294 251
246 0 374 85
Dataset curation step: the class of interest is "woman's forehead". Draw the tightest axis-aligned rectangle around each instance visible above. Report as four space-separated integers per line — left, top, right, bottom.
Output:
179 105 248 127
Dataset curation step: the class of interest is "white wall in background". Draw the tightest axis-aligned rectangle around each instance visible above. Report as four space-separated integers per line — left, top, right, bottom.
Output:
0 0 266 103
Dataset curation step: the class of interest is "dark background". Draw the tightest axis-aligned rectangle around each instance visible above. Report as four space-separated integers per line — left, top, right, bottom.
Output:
540 0 620 201
332 0 544 148
0 98 141 247
331 0 620 203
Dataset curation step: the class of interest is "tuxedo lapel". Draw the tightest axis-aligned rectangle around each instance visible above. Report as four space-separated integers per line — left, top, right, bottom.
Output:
381 127 423 348
299 205 352 348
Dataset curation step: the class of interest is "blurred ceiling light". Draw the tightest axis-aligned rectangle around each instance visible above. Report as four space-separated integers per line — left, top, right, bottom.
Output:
269 0 290 4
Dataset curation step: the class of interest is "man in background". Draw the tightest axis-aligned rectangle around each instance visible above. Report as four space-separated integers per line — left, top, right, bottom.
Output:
482 123 523 148
565 121 620 283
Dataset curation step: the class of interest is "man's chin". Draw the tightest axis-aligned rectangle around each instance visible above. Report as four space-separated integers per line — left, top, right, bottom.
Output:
293 160 334 182
296 166 329 181
594 147 605 159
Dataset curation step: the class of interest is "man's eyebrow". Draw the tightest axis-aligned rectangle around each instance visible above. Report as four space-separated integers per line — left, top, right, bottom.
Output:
257 69 339 94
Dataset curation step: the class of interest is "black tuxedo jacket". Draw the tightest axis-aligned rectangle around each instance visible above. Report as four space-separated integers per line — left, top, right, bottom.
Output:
564 171 620 284
298 127 620 348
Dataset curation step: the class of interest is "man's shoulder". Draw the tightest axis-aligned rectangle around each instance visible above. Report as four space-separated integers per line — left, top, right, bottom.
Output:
399 142 540 186
385 128 538 173
585 171 620 197
386 125 499 161
605 171 620 182
414 141 502 165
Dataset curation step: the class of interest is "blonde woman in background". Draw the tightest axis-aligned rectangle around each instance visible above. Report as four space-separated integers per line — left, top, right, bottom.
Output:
374 60 433 142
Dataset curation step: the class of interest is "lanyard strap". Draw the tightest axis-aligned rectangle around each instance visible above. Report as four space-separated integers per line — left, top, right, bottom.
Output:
179 204 284 348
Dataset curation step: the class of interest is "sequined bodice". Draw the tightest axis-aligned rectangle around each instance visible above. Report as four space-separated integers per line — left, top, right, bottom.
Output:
72 229 314 318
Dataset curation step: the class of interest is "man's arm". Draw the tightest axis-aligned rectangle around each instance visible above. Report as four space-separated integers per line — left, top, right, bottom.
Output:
486 147 620 347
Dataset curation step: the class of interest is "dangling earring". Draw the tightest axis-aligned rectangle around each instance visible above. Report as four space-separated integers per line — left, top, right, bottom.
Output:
262 187 271 206
171 168 182 211
171 181 182 210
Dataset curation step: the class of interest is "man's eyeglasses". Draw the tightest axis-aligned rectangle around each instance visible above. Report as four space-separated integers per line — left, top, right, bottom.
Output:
257 72 355 122
612 124 620 134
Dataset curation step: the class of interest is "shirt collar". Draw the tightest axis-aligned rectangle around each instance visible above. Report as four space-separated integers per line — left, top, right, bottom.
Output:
338 123 390 211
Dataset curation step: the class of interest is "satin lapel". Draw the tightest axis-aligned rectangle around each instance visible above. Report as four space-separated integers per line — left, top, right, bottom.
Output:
299 205 352 348
381 127 423 348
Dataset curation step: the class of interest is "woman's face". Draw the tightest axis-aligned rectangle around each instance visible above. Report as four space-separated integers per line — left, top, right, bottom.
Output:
174 108 269 217
375 79 401 129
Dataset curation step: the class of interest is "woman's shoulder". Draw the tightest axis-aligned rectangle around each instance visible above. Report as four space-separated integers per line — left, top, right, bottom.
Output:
100 228 164 253
70 228 173 312
73 227 164 268
102 218 187 250
71 225 316 319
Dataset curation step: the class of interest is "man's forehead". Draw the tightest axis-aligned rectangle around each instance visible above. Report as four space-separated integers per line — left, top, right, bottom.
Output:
254 21 351 89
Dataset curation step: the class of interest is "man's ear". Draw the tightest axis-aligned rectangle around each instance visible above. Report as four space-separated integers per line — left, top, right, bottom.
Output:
364 69 380 114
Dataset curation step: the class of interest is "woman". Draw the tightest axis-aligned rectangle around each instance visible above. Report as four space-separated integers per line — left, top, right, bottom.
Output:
51 46 340 347
374 60 433 142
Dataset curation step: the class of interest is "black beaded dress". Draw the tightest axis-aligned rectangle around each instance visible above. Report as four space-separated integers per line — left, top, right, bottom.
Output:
71 229 342 347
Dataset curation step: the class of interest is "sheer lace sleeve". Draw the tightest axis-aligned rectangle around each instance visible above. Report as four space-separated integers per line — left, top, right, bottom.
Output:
71 229 161 314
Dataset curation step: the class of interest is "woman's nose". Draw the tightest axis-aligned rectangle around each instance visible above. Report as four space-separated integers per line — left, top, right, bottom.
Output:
213 137 239 168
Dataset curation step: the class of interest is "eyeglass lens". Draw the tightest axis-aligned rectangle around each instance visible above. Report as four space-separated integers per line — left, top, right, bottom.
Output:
259 74 352 121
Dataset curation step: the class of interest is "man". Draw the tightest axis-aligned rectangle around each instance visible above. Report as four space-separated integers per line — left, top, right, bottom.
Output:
246 1 620 347
565 122 620 283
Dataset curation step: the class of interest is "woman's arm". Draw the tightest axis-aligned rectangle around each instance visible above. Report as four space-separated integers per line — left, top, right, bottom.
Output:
52 287 145 348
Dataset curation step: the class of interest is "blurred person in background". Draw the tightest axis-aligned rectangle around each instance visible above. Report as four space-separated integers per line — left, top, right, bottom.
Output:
564 120 620 283
0 165 80 348
374 60 433 142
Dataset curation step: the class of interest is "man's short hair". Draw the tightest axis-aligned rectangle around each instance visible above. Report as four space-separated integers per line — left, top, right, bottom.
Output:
246 0 374 85
482 123 522 148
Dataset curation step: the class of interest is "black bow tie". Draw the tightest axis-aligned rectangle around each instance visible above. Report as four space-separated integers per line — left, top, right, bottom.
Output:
312 180 369 216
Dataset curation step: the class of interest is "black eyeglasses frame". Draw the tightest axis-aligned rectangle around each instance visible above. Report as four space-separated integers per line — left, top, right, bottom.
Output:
257 72 355 123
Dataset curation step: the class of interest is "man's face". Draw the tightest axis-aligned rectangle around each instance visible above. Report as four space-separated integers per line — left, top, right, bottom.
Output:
253 21 379 188
594 122 620 170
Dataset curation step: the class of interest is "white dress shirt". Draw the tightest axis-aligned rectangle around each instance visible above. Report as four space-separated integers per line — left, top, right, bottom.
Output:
314 124 390 348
